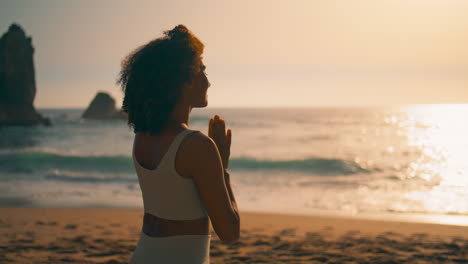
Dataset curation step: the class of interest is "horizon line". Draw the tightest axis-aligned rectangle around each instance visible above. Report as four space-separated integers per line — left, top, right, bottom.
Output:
36 103 468 110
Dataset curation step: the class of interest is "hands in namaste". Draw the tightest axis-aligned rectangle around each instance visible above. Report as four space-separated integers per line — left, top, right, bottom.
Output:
208 115 231 170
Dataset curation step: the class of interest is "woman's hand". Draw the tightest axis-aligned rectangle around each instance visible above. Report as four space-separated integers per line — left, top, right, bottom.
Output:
208 115 231 170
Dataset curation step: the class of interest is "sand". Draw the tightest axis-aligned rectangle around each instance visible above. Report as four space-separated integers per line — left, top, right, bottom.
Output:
0 208 467 264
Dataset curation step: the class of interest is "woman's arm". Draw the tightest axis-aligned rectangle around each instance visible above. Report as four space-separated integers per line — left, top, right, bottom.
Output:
223 169 239 213
187 134 240 242
210 115 240 237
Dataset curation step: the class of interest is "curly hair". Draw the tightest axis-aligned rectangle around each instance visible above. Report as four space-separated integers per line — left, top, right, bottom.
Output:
117 24 204 134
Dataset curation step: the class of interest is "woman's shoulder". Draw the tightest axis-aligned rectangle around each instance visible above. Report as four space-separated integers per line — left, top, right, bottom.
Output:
184 129 214 147
176 129 220 178
182 129 219 158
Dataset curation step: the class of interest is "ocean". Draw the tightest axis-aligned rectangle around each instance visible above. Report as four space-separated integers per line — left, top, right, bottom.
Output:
1 105 467 225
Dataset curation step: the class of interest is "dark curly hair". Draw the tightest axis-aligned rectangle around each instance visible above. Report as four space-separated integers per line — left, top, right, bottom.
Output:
117 24 204 134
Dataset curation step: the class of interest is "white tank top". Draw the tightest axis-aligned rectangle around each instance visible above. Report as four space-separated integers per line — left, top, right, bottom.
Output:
132 129 209 220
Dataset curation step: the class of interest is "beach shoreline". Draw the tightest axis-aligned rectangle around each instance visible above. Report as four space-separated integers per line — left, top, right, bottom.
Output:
1 207 467 263
242 207 468 227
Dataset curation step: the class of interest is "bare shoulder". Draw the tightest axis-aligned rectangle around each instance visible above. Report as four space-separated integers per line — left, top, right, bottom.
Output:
181 130 222 177
184 130 217 152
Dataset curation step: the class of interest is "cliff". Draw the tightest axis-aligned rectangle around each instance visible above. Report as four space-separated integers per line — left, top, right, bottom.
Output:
0 23 50 126
82 92 126 120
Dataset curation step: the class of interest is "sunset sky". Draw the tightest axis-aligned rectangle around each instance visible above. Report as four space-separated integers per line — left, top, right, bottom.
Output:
1 0 468 108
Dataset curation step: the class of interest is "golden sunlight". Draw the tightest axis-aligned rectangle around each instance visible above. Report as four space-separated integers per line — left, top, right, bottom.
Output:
404 104 468 214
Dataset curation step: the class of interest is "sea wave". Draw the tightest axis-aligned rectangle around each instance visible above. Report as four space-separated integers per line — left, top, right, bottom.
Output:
0 151 133 173
0 150 372 175
231 157 370 174
44 171 136 183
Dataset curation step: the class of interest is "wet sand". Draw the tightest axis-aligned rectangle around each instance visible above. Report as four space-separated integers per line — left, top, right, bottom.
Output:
1 208 467 263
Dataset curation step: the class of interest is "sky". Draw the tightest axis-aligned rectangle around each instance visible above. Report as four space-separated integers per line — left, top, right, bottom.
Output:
1 0 468 108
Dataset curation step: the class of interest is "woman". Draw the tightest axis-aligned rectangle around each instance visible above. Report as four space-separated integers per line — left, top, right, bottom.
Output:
118 25 240 263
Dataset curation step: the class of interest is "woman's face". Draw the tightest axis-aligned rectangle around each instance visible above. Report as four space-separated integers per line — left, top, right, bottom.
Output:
187 63 210 108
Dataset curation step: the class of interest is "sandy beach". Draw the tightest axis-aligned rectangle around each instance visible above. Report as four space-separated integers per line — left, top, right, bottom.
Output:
0 208 467 264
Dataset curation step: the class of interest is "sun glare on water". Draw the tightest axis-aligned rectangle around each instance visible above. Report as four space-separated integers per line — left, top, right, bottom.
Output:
403 104 468 216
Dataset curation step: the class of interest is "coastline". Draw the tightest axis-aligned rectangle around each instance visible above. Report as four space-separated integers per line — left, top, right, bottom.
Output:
1 208 467 263
241 207 468 227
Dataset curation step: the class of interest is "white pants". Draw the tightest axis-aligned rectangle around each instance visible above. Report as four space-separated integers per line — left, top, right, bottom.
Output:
129 232 211 264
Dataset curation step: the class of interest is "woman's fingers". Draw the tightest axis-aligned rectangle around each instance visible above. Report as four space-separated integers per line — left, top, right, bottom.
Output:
209 115 230 149
226 129 231 148
213 118 222 143
220 120 226 137
208 118 213 138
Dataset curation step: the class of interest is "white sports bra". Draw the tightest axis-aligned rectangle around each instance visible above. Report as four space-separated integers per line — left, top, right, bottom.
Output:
132 129 209 220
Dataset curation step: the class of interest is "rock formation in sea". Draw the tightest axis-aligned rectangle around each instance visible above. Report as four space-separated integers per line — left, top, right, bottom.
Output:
0 23 50 126
82 92 126 119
